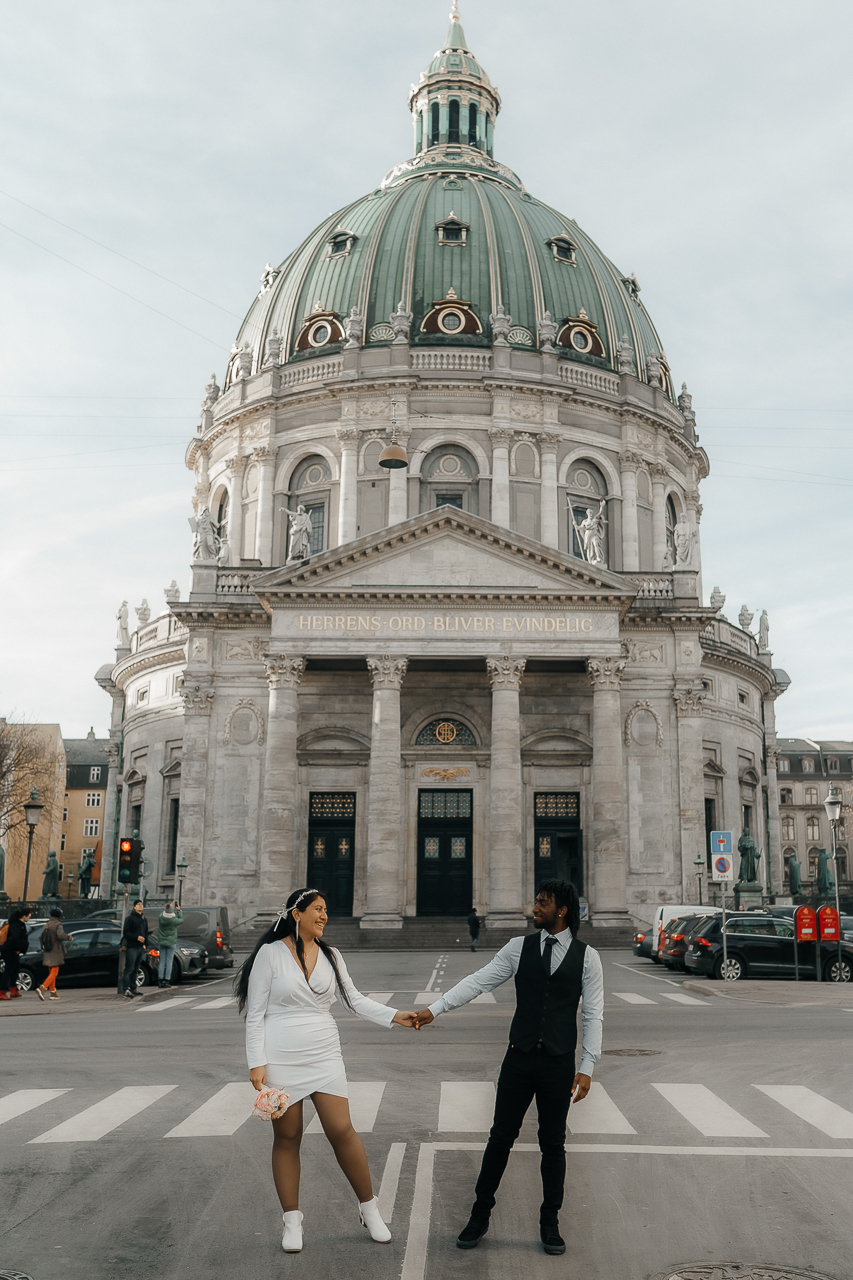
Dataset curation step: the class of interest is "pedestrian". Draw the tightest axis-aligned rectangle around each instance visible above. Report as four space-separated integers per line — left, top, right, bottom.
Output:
37 908 74 1002
414 879 604 1258
122 899 149 998
467 907 480 952
156 899 183 988
0 907 32 999
235 888 419 1253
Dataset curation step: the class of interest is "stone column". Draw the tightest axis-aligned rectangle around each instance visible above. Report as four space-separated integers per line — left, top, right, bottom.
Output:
387 436 410 526
253 447 277 566
486 656 528 928
226 456 245 563
587 657 630 927
619 451 641 572
763 694 784 895
260 656 306 903
651 462 669 571
540 432 560 549
337 426 360 545
362 655 409 929
176 682 215 905
489 426 512 528
673 683 707 901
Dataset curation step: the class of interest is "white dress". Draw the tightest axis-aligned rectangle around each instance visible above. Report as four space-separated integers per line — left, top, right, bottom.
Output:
245 941 396 1102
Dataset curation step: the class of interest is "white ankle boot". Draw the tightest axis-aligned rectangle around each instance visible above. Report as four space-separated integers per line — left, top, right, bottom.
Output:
281 1210 303 1252
359 1197 392 1243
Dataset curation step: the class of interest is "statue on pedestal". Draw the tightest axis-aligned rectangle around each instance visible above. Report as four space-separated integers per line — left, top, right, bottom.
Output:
759 609 770 652
390 301 413 345
343 308 364 350
817 848 835 896
737 828 760 883
574 500 607 566
189 507 219 562
77 851 96 899
42 851 60 898
787 851 802 895
286 505 313 562
616 334 636 375
673 517 696 567
489 304 511 346
116 601 130 647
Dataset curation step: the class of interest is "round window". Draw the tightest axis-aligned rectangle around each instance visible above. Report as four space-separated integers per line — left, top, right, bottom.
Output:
305 465 326 487
309 321 332 347
438 308 464 333
570 327 591 352
573 469 591 490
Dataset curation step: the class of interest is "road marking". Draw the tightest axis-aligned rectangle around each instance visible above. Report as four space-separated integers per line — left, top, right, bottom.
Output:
377 1141 406 1223
367 993 394 1005
0 1089 70 1126
164 1083 255 1137
29 1086 177 1143
438 1082 495 1132
660 992 709 1006
138 997 197 1013
400 1141 435 1280
415 992 436 1005
653 1084 767 1137
193 996 236 1009
755 1085 853 1138
568 1083 637 1134
611 962 685 987
305 1082 386 1134
613 992 657 1005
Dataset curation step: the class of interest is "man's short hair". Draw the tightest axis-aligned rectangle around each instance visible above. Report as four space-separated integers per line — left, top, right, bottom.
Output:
536 879 581 934
133 899 143 907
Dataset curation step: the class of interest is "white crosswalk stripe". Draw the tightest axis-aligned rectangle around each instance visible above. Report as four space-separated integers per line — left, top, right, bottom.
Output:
0 1089 70 1126
165 1083 255 1137
755 1085 853 1138
653 1084 767 1137
29 1086 177 1144
568 1082 637 1135
612 992 657 1005
193 996 236 1009
305 1082 386 1134
439 1082 495 1132
659 992 709 1006
139 997 196 1013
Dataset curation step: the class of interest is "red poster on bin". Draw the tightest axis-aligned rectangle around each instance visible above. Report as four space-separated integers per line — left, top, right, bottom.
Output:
818 905 840 941
795 905 817 941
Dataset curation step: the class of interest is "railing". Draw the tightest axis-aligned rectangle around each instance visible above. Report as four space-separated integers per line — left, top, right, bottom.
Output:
410 350 492 373
557 363 620 396
217 569 267 595
279 358 343 388
133 615 189 651
628 575 674 600
701 619 757 657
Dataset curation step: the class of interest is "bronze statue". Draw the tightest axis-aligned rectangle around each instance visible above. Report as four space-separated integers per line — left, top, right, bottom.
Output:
77 851 96 899
817 847 835 896
787 850 802 895
42 851 60 897
737 827 760 883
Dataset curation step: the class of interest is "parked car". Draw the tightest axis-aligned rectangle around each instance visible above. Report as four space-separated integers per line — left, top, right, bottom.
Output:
684 912 853 982
12 921 156 993
633 929 653 960
660 915 712 970
140 906 233 970
144 939 209 984
651 904 723 960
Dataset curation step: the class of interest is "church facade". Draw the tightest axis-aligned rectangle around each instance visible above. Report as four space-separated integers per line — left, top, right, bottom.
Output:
96 8 789 930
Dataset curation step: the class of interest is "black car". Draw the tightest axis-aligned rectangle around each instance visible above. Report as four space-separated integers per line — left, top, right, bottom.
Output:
633 929 653 960
684 912 853 982
10 922 208 992
660 915 711 971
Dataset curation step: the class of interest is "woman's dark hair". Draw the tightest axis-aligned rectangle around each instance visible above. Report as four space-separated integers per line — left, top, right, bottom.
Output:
536 879 581 935
11 907 32 921
234 888 353 1015
49 907 64 920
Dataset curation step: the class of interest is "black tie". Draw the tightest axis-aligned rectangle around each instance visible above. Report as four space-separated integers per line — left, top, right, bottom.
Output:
543 935 558 977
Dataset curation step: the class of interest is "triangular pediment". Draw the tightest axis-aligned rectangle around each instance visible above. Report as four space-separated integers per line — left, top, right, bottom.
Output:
254 509 636 607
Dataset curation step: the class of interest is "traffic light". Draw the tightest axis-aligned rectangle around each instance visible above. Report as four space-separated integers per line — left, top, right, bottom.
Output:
118 837 143 884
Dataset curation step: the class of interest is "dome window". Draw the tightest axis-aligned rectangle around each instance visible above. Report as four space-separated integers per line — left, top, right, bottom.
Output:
436 212 469 247
327 228 357 260
430 101 440 146
556 311 605 358
421 288 483 336
448 100 461 144
294 306 344 352
468 103 478 146
548 236 576 266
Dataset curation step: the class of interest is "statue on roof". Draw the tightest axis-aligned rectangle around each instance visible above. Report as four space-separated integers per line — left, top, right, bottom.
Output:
759 609 770 653
263 329 282 367
344 308 365 349
116 601 130 647
539 311 557 352
490 303 511 346
390 301 413 345
201 374 220 412
616 334 636 375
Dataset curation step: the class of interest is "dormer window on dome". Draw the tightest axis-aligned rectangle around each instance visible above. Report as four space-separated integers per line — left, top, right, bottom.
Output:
421 288 482 335
556 310 605 357
437 213 469 247
327 228 357 259
294 305 344 352
548 236 577 266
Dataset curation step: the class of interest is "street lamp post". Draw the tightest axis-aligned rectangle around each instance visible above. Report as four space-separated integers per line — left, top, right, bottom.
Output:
21 788 45 904
824 785 844 980
176 854 189 906
693 853 704 905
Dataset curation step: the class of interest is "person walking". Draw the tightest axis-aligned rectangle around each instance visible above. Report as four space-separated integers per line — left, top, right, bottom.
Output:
467 907 481 952
414 879 604 1258
122 899 149 998
0 907 32 999
236 887 418 1254
37 908 73 1002
155 900 183 988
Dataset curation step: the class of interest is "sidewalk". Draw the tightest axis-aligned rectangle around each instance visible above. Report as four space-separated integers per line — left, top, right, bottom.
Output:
683 979 853 1006
0 980 225 1017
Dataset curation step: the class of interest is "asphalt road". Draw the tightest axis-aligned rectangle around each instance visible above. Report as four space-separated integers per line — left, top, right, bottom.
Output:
1 947 852 1280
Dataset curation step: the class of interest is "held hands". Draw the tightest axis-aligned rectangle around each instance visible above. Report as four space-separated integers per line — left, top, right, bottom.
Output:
572 1072 591 1102
391 1009 435 1030
249 1066 267 1092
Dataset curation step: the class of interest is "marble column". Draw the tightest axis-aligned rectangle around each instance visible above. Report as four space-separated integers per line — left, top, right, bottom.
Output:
176 682 215 905
763 695 784 895
540 432 560 549
651 463 669 572
337 427 360 544
226 456 245 563
254 447 277 566
489 427 512 528
619 451 641 572
362 655 409 929
261 656 306 904
486 656 528 927
673 683 707 901
587 657 630 926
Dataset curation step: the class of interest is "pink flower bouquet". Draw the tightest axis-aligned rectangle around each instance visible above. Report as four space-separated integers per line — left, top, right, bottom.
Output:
252 1086 290 1121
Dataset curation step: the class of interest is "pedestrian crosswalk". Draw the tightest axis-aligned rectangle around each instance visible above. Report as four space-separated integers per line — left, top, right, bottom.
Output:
4 1080 853 1146
612 990 708 1006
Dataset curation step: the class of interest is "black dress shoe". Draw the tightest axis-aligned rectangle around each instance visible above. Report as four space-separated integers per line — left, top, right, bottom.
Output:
540 1222 566 1255
456 1213 490 1250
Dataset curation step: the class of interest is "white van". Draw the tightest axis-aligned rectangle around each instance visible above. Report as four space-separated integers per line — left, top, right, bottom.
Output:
651 903 723 959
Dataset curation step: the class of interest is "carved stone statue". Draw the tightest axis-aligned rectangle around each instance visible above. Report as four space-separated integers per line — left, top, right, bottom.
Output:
539 311 557 351
287 505 313 561
577 500 607 566
263 329 282 366
616 334 636 374
817 848 835 896
42 851 60 898
116 601 130 647
662 544 674 571
710 586 726 615
678 382 697 431
164 581 180 603
490 303 511 346
390 301 413 345
189 507 219 562
673 517 696 567
343 308 364 349
737 828 760 884
259 262 279 294
646 353 663 388
77 851 96 899
758 609 770 652
135 599 150 627
738 605 754 632
201 374 220 412
237 344 253 380
787 850 802 895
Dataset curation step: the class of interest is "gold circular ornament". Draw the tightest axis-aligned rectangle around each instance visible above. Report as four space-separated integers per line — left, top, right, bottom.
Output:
435 721 457 743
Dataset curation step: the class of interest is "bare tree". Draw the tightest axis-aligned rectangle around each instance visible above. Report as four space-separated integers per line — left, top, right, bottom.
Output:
0 717 62 846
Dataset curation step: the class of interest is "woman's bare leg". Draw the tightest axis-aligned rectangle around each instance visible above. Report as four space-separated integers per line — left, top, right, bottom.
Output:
271 1100 304 1211
312 1092 373 1202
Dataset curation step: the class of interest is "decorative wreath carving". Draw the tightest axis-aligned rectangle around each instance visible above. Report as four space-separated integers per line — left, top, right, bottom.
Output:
422 768 471 783
624 700 664 748
223 699 266 746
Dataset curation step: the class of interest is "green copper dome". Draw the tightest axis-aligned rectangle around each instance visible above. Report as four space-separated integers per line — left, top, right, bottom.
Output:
232 6 673 399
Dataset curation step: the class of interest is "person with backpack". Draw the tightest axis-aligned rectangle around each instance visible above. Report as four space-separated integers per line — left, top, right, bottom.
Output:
0 907 32 999
156 900 183 988
37 908 73 1002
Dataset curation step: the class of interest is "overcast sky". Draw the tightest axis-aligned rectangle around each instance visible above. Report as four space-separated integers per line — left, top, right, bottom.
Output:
1 0 851 742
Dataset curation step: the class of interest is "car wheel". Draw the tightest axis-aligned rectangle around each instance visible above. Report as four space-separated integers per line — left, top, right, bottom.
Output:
134 965 153 989
651 956 662 965
171 959 182 985
824 955 852 983
16 968 36 993
715 955 745 981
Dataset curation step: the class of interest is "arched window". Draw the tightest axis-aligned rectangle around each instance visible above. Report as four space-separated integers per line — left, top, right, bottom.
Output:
805 786 818 805
808 847 820 878
282 455 331 560
780 788 793 805
416 718 477 746
421 445 479 515
448 99 460 144
566 460 609 565
216 489 230 545
468 103 478 146
781 816 795 841
430 102 440 146
665 496 678 568
806 815 821 842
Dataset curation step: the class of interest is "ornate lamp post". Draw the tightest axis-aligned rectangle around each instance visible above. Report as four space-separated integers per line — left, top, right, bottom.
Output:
693 852 704 905
176 854 189 906
22 787 44 903
824 784 844 979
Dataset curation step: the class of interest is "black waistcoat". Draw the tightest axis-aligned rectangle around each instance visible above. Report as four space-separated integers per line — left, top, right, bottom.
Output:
508 931 587 1057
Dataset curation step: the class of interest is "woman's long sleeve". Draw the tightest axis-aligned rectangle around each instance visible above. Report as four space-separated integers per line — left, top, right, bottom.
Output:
332 950 396 1028
245 946 273 1068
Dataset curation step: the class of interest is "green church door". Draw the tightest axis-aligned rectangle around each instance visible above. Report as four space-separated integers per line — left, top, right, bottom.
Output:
417 790 473 917
533 793 583 896
307 793 356 916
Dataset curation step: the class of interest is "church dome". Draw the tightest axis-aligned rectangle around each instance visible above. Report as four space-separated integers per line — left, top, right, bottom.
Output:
228 6 673 401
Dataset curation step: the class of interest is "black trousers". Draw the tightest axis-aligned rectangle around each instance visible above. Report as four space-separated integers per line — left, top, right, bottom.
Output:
1 949 20 991
474 1046 574 1221
122 945 143 992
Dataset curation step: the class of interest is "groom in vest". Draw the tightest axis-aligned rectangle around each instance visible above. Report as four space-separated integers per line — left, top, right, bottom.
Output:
415 879 604 1256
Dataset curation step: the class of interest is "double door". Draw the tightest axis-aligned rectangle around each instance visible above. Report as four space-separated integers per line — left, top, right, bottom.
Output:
417 790 473 916
534 793 583 896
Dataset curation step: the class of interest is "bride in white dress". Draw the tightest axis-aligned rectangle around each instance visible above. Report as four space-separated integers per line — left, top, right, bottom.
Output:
236 887 417 1253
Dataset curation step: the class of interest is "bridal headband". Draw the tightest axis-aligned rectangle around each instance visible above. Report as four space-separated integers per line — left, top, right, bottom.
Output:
275 888 319 926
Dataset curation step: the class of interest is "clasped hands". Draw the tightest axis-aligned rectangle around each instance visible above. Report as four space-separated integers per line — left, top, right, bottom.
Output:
391 1008 434 1030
